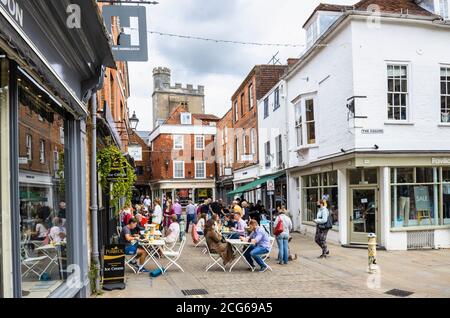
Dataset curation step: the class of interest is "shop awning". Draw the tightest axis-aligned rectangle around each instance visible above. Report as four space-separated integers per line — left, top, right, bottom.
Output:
227 172 285 197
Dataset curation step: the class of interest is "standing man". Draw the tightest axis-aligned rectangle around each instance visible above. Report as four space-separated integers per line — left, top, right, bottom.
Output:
143 195 151 209
173 199 183 223
185 200 197 233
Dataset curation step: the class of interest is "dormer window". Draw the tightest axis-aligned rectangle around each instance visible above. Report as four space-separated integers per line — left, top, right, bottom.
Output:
180 112 192 125
306 19 318 48
305 11 342 48
439 0 449 19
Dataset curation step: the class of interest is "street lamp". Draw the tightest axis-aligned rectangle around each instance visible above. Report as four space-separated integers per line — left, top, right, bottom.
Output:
129 111 139 131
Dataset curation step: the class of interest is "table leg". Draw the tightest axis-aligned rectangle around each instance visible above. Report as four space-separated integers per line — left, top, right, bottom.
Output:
229 245 254 272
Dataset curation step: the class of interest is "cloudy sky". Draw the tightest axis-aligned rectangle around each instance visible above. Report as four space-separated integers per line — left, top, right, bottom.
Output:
128 0 355 131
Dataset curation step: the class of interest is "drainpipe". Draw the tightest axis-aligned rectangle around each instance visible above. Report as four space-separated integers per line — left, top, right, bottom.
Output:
90 92 100 293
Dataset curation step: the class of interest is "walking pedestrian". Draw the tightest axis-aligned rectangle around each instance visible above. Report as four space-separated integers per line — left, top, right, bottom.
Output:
185 200 197 233
273 207 293 265
152 199 163 230
173 199 183 223
314 200 332 258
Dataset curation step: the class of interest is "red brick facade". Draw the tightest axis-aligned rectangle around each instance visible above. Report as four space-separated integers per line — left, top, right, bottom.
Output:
231 65 287 172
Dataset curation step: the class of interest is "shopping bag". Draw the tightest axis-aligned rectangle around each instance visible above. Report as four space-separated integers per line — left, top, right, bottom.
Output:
191 224 200 244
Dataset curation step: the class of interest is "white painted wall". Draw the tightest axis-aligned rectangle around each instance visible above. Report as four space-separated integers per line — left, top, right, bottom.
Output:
257 80 288 177
351 18 450 151
286 20 355 169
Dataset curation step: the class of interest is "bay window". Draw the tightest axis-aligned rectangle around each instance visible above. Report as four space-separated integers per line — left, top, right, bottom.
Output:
305 99 316 144
295 102 303 147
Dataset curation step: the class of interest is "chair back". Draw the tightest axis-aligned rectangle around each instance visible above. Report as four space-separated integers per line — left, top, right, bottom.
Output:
177 235 187 254
116 226 122 236
269 236 276 251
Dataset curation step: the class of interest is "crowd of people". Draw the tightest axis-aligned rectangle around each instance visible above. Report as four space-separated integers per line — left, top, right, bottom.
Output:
119 194 334 272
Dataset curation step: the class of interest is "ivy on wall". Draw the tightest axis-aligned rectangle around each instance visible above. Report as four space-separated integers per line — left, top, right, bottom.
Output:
97 145 136 208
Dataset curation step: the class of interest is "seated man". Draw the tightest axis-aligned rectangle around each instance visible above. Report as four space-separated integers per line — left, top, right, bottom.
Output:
120 218 149 273
229 212 247 239
242 219 271 272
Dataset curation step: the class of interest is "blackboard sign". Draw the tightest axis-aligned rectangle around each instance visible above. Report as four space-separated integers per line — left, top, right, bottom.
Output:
103 244 125 290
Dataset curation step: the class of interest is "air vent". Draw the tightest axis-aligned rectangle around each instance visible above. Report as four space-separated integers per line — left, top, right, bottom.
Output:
407 231 434 250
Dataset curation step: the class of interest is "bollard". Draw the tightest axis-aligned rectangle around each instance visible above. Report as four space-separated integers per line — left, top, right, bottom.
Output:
368 233 377 274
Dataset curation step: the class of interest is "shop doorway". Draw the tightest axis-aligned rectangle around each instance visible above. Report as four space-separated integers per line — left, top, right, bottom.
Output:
349 188 379 244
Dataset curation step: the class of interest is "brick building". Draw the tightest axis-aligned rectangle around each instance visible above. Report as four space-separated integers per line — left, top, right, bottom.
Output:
215 109 234 202
129 132 152 198
148 106 219 206
231 64 288 202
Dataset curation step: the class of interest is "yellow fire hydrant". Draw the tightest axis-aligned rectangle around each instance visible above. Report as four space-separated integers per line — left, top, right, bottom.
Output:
368 233 377 274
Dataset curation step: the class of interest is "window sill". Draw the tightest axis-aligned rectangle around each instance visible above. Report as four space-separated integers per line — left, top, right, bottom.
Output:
384 121 414 126
296 144 318 151
438 123 450 127
390 225 450 232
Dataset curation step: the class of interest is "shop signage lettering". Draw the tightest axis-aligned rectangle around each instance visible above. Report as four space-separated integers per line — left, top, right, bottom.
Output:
432 158 450 165
102 5 148 62
103 245 125 286
0 0 23 27
361 129 384 134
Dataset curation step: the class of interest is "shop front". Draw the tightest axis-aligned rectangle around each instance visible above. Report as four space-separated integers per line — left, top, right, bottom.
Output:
151 181 216 207
289 153 450 251
0 1 114 298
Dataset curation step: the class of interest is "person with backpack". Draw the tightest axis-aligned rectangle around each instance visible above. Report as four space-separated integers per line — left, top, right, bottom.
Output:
314 199 333 258
273 206 293 265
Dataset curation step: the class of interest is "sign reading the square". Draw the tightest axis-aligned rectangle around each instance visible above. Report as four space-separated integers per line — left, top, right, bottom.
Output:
102 5 148 62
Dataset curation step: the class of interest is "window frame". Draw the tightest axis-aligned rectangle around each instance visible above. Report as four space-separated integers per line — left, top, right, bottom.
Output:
194 135 205 150
234 101 239 122
39 139 45 164
248 84 254 109
294 102 303 147
173 135 184 150
440 66 450 123
25 134 32 161
274 87 280 111
275 134 283 168
263 97 269 119
386 63 409 122
264 141 271 169
173 161 185 179
195 160 206 179
305 99 316 145
250 129 256 155
180 112 192 125
240 93 245 117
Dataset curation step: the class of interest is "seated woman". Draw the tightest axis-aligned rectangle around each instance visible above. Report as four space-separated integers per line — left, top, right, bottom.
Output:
204 217 234 266
196 213 207 235
49 217 66 244
164 214 180 245
31 218 48 241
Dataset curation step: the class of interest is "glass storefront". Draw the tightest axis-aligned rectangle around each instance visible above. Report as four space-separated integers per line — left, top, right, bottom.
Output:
391 167 445 228
195 188 213 204
17 70 70 297
302 171 338 227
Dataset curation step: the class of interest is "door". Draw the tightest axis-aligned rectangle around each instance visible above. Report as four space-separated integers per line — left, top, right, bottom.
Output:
350 188 378 244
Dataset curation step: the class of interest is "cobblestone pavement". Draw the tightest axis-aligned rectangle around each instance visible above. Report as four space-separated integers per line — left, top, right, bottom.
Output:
99 233 450 298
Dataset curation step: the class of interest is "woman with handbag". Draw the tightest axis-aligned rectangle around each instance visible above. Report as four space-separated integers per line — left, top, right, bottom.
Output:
273 206 293 265
314 200 332 258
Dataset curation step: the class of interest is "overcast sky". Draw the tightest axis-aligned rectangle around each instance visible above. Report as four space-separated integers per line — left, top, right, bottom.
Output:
128 0 355 131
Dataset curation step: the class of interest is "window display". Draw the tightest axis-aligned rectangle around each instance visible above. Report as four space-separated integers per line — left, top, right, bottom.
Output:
391 167 441 228
302 171 338 227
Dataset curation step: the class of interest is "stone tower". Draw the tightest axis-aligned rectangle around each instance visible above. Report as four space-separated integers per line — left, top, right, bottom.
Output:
152 67 205 128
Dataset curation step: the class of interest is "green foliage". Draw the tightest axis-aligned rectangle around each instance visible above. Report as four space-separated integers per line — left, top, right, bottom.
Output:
97 145 136 208
57 150 65 194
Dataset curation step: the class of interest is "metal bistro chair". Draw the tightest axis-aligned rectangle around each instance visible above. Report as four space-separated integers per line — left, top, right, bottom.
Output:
162 236 187 273
205 243 226 272
260 236 276 272
21 234 53 279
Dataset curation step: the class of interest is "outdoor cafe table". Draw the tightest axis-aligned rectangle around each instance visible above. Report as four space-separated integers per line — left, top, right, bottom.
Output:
225 238 254 272
35 243 64 278
137 239 165 274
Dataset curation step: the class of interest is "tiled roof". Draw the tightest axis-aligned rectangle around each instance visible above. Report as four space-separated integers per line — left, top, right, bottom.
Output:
303 0 436 28
354 0 435 16
193 114 220 121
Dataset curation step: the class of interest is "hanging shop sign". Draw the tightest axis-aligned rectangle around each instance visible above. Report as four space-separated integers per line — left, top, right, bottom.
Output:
128 145 143 161
102 5 148 62
267 179 275 192
103 244 125 290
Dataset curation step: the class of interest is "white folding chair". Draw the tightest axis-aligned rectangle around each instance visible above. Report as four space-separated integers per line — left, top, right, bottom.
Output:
21 243 53 279
205 243 226 272
116 226 122 236
260 237 276 272
162 236 186 273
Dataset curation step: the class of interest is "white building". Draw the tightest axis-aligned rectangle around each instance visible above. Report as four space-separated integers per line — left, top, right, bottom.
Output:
284 0 450 250
257 79 290 210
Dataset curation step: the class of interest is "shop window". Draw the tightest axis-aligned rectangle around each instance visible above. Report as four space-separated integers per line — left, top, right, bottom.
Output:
302 172 339 227
364 169 378 184
18 70 68 296
443 168 450 225
350 169 377 185
391 167 441 228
